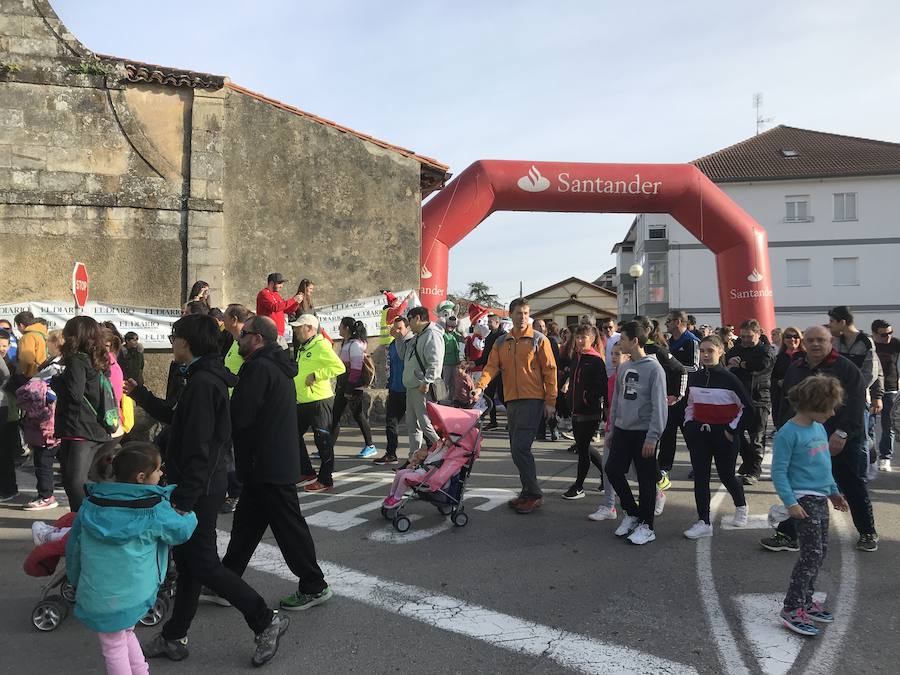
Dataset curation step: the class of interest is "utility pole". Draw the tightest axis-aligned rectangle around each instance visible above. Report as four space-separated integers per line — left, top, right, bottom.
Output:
519 280 523 298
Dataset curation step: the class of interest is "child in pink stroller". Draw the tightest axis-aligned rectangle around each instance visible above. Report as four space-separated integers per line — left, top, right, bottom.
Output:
381 402 482 532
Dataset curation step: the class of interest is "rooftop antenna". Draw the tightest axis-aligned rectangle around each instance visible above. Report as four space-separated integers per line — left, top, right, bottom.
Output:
753 92 774 135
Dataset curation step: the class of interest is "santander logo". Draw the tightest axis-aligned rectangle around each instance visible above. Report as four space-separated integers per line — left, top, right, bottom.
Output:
517 165 551 193
747 269 764 283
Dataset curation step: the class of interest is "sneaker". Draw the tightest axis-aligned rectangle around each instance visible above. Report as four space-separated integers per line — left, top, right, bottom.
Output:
252 612 290 667
567 444 578 454
357 445 378 459
24 496 58 511
654 491 666 516
657 472 671 492
303 481 331 493
805 601 834 624
310 452 320 459
731 505 749 527
878 458 891 472
296 474 318 487
383 496 401 508
592 432 602 443
199 587 232 607
614 514 640 537
0 491 19 503
627 523 656 545
561 485 585 500
143 633 190 661
780 607 819 637
760 532 799 552
220 497 238 514
373 454 398 465
588 505 617 521
856 533 878 552
507 497 526 509
515 497 543 514
741 474 758 486
550 429 561 441
279 586 333 611
684 520 714 539
560 431 575 440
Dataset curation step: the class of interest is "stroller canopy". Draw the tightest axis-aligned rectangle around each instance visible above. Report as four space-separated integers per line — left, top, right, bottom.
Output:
426 401 481 439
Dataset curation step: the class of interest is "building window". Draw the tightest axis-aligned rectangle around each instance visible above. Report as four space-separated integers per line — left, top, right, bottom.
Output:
645 252 667 303
786 258 811 287
833 257 859 286
565 315 579 327
833 193 857 221
785 196 811 222
648 224 667 239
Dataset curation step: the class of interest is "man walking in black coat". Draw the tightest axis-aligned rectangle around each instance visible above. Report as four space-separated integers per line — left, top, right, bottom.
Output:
726 319 775 484
219 316 332 612
127 314 289 668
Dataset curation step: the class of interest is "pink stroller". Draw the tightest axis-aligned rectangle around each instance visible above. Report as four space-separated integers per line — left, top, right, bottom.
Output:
380 402 482 532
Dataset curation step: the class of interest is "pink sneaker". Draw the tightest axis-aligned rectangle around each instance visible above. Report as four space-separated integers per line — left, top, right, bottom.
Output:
383 496 401 508
24 496 58 511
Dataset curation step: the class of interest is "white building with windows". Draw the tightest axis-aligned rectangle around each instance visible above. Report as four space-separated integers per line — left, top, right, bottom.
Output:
612 125 900 331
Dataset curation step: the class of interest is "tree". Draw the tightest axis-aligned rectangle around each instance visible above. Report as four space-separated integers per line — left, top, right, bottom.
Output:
466 281 500 307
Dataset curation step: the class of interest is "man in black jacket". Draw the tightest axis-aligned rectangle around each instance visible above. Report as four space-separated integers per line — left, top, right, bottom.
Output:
726 319 774 485
658 310 700 477
220 316 331 612
764 325 878 552
474 314 503 429
127 314 288 667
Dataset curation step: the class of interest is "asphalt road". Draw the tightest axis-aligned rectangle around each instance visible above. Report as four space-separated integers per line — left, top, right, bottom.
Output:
2 421 898 674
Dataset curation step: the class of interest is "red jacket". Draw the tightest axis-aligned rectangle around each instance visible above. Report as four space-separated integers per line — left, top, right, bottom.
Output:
256 288 299 335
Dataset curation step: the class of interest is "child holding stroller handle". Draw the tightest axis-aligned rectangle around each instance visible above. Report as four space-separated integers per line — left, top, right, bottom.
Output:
65 442 197 674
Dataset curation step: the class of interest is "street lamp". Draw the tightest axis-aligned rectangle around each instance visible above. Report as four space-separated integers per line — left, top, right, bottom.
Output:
628 263 644 318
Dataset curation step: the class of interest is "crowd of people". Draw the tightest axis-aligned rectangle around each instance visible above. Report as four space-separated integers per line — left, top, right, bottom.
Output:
2 270 898 667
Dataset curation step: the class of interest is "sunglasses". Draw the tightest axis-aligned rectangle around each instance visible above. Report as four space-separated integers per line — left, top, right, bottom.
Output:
167 334 177 344
239 329 261 338
783 334 800 340
878 331 893 337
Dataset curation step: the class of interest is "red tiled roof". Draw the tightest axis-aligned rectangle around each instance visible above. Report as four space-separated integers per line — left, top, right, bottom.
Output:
692 125 900 182
97 54 225 89
224 82 449 176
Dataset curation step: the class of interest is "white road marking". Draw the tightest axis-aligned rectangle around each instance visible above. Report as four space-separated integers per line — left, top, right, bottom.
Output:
696 487 751 675
220 532 698 675
299 473 393 511
305 499 386 531
735 592 825 675
720 514 772 530
801 512 856 675
368 519 454 543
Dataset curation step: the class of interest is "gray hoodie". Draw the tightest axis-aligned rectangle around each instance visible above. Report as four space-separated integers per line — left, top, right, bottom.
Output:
608 355 668 444
394 322 445 390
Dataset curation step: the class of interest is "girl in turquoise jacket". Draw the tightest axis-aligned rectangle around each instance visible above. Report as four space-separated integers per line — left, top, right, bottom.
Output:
66 442 197 674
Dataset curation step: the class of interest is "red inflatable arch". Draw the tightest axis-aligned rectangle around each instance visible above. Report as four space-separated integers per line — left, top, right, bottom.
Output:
420 160 775 331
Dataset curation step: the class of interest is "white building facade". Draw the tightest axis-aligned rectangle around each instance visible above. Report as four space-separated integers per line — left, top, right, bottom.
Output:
613 126 900 332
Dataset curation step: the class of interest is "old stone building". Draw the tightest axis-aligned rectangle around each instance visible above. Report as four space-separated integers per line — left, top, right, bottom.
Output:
0 0 448 314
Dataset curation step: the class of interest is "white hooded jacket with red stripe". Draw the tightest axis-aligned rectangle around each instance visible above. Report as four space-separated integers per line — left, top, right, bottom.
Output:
685 363 753 430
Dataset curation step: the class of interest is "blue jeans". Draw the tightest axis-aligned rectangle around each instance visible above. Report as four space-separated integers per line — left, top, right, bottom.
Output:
878 391 896 458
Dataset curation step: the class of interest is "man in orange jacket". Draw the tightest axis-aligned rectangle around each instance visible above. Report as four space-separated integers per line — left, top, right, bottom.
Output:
471 298 557 514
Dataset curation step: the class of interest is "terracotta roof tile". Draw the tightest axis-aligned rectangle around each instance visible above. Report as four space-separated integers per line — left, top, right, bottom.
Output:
97 54 225 89
224 82 449 176
692 125 900 182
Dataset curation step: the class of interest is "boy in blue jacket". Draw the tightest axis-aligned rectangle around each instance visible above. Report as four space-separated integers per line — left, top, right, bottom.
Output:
66 442 197 674
771 375 848 638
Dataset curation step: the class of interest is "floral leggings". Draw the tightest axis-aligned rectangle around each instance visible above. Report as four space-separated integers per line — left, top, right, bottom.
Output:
783 495 829 611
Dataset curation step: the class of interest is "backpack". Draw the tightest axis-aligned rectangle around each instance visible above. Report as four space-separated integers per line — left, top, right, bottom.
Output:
83 372 120 434
359 352 376 388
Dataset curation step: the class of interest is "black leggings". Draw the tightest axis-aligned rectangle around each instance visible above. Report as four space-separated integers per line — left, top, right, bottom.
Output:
331 380 373 447
572 418 603 490
605 427 658 527
59 439 104 512
686 423 745 524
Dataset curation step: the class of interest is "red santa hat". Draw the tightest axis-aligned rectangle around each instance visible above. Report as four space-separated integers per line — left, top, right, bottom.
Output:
381 289 398 305
467 302 490 325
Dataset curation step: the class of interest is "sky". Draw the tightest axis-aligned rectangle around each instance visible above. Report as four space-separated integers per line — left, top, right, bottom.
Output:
54 1 900 304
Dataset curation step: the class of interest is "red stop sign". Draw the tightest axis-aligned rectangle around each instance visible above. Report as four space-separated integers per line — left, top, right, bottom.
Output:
72 262 89 308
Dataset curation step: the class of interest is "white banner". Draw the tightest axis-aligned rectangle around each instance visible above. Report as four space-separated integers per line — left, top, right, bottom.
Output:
0 301 181 348
315 290 419 339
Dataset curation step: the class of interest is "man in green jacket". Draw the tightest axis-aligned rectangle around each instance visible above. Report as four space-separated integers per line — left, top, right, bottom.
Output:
291 315 346 492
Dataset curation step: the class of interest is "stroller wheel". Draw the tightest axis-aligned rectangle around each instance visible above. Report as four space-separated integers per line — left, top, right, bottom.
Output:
393 515 411 533
451 511 469 527
436 504 453 516
140 596 170 627
32 596 67 631
60 582 77 603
